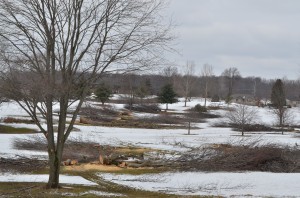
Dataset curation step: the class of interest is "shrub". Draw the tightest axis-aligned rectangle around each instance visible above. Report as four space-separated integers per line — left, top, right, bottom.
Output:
193 104 207 113
95 83 112 105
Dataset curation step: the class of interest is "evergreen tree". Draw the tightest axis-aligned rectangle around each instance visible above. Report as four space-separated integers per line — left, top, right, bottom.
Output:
271 79 286 107
271 79 287 134
95 83 112 105
158 84 178 110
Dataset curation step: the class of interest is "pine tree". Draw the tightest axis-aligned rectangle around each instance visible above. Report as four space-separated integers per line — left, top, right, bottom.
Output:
158 84 178 110
271 79 286 107
95 83 112 105
271 79 287 134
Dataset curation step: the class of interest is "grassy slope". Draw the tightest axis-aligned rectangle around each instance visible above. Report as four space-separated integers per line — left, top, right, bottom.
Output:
0 125 37 134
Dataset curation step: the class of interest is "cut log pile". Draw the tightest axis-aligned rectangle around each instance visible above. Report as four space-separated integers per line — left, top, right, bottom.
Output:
61 159 78 166
94 144 165 168
60 144 168 168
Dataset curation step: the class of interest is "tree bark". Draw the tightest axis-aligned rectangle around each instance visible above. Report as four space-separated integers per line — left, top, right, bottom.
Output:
47 150 62 188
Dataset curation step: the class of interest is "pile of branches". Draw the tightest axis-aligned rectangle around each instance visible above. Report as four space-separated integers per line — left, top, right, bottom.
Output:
14 137 100 163
79 106 119 122
124 104 161 113
175 143 300 173
0 156 47 173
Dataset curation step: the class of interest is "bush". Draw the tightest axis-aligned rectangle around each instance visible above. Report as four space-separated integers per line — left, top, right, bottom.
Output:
192 104 207 113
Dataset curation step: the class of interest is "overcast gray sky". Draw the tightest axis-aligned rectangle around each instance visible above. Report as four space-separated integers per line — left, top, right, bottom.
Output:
166 0 300 80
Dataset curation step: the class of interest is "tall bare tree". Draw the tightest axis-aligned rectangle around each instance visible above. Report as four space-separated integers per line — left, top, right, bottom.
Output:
163 65 178 86
201 63 213 107
122 72 137 110
271 107 293 135
0 0 172 188
222 67 241 102
181 61 195 107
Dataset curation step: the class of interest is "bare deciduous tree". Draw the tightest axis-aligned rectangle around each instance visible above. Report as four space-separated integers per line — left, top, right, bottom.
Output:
181 61 195 107
271 107 293 135
226 103 258 136
222 67 241 102
201 64 214 107
0 0 172 188
163 65 178 86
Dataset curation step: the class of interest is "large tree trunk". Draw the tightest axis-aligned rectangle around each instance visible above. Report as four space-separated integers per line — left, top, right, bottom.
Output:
47 151 62 188
45 98 63 188
46 96 68 188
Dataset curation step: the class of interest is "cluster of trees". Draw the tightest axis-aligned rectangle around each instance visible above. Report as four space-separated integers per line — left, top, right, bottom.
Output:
227 79 291 136
97 67 300 105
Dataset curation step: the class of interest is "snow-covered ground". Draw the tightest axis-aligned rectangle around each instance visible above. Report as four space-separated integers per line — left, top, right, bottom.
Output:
0 98 300 196
0 174 97 186
100 172 300 197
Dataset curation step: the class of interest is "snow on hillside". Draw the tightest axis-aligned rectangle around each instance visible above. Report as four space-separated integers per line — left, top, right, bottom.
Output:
0 98 300 196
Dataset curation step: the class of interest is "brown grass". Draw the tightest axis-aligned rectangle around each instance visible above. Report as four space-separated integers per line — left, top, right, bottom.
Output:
3 117 35 124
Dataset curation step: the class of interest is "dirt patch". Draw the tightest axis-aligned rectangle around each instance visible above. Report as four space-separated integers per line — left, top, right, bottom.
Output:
63 163 123 172
63 163 154 172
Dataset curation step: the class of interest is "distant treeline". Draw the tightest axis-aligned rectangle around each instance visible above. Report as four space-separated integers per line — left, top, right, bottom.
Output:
97 73 300 101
